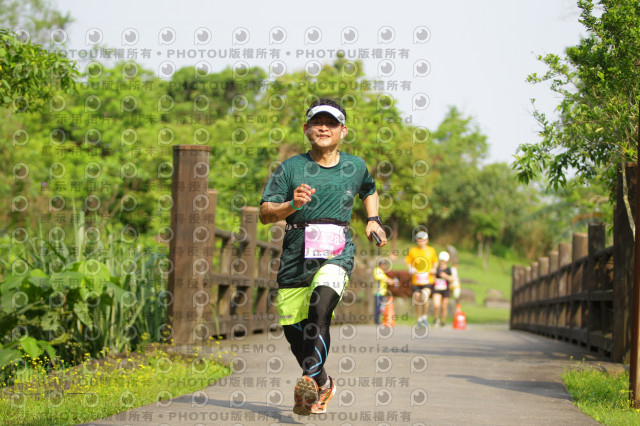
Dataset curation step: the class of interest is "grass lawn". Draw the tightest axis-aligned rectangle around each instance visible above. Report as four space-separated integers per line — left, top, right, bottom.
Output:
458 303 509 324
0 342 230 425
455 249 517 304
394 304 509 326
563 361 640 425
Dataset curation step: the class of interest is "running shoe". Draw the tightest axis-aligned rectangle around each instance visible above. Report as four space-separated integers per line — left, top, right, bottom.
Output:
311 376 336 414
293 375 318 416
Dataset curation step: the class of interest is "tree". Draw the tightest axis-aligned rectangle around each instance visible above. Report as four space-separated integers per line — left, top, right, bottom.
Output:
513 0 640 236
427 107 489 241
0 29 77 112
0 0 77 111
0 0 73 45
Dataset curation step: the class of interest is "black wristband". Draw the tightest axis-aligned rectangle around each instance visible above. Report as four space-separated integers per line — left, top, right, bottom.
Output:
367 216 382 226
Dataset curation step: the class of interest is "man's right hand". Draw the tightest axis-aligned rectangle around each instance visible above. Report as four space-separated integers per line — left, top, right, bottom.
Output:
292 183 316 209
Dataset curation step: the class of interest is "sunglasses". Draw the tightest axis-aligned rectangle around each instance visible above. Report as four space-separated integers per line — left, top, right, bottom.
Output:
308 120 342 129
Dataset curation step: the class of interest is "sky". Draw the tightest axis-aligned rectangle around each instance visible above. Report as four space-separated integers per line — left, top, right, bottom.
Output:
50 0 587 164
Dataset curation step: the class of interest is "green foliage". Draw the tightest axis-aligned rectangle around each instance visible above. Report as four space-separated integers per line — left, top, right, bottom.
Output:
0 212 169 386
428 107 489 223
0 47 610 259
513 0 640 198
563 362 640 424
423 109 594 259
0 58 436 239
0 344 230 425
0 29 78 112
0 0 74 45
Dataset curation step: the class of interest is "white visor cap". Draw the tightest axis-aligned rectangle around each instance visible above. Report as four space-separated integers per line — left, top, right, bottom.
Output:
306 105 346 125
416 231 429 240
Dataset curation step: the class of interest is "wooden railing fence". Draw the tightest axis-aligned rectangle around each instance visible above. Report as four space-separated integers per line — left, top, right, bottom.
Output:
511 164 637 362
167 145 373 344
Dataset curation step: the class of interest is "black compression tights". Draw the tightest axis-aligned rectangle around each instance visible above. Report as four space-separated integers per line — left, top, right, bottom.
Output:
282 285 341 388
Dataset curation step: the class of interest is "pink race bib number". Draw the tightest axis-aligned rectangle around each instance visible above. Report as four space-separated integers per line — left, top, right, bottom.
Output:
415 272 429 285
304 224 346 259
434 278 448 291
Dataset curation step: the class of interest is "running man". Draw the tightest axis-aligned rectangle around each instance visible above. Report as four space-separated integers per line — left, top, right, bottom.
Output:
259 97 387 416
405 231 438 328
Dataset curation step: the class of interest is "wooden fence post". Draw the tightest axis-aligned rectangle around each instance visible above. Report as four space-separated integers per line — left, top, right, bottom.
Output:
571 233 588 344
558 243 572 296
511 264 525 330
231 207 259 335
167 145 211 345
557 243 571 339
531 261 539 328
266 221 286 327
538 257 549 332
198 189 217 339
547 250 559 336
613 163 637 362
510 265 517 330
516 264 525 327
587 223 606 354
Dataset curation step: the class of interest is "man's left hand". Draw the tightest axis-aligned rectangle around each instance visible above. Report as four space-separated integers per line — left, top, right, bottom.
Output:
366 222 387 247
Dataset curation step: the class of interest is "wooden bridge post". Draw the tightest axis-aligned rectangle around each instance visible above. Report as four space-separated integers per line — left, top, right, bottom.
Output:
547 250 559 336
613 163 637 362
213 230 234 336
538 257 549 331
509 265 520 330
527 262 540 325
571 233 588 344
517 265 525 327
167 145 212 345
231 206 259 335
266 222 285 327
198 188 218 340
510 266 517 330
587 223 606 355
511 265 523 330
557 243 571 339
252 223 283 332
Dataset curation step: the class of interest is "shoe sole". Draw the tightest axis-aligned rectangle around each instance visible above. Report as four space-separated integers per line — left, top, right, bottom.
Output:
293 377 318 416
311 384 336 414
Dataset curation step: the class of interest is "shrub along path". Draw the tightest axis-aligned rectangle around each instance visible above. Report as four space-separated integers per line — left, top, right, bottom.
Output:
86 324 602 425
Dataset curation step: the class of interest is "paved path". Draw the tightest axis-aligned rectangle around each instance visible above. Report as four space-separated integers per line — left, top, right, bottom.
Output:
86 323 602 425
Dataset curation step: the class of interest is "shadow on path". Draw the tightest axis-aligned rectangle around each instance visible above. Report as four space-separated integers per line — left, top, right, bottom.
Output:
171 395 301 424
409 330 598 363
447 374 571 399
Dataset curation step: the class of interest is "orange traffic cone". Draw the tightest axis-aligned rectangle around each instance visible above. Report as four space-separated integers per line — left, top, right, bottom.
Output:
453 303 466 330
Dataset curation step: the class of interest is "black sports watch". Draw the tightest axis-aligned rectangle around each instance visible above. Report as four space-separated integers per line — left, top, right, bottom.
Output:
367 216 383 226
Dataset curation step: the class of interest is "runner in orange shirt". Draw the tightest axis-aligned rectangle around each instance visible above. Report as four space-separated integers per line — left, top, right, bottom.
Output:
405 231 438 328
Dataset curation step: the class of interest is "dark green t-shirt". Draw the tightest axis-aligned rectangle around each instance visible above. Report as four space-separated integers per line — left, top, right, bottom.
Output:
260 151 376 288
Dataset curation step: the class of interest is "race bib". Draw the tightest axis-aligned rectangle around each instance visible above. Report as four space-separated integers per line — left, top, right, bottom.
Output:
304 224 346 259
415 272 429 285
434 278 448 291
